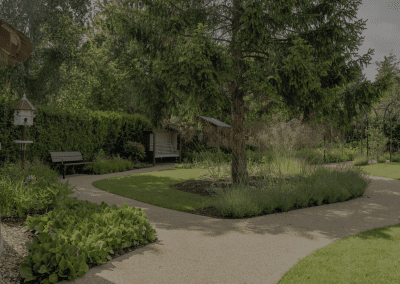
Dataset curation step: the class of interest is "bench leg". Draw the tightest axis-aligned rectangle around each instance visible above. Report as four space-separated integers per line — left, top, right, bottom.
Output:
64 165 66 180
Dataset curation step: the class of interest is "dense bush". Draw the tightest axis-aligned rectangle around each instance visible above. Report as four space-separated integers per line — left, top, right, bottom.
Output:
218 145 232 155
246 143 258 152
123 141 146 162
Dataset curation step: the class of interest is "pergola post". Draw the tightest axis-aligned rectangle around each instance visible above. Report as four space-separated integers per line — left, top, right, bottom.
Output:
153 130 156 166
179 132 182 164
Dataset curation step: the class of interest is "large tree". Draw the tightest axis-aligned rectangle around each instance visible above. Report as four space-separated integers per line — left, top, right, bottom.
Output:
76 0 281 122
370 51 400 121
62 0 397 185
340 52 400 141
44 0 294 125
0 0 94 106
354 52 400 148
44 0 188 116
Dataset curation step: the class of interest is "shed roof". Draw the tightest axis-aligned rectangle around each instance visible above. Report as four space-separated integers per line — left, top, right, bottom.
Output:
198 116 231 128
142 115 231 133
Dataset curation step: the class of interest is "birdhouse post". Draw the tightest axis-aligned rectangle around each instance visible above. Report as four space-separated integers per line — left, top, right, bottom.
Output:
10 93 37 170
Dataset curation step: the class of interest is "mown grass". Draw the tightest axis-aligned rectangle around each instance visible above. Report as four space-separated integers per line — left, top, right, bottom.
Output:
89 141 400 219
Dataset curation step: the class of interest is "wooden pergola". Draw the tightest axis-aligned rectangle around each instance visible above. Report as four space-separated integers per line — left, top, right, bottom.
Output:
0 19 33 68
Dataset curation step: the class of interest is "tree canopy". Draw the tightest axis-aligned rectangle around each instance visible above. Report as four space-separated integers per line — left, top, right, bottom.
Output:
0 0 94 106
2 0 396 185
82 0 396 184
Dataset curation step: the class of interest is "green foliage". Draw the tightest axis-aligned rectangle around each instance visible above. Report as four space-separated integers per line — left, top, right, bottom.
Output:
89 0 396 141
246 143 258 152
0 161 67 219
88 141 375 220
19 200 157 283
123 141 147 163
3 0 398 191
93 149 107 162
370 49 400 115
61 0 165 116
0 0 93 109
0 156 157 283
92 157 133 175
218 145 233 155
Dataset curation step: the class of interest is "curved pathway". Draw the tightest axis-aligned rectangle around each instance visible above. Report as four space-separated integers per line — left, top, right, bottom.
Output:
53 163 400 284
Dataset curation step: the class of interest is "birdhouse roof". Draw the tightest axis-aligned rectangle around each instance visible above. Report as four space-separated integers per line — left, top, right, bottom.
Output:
10 94 37 111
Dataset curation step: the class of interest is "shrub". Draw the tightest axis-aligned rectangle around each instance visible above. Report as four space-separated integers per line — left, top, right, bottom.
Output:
181 151 198 164
218 145 232 155
246 143 257 152
123 141 146 162
94 149 107 162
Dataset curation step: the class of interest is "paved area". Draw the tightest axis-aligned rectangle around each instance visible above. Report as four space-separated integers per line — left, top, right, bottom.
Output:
52 162 400 284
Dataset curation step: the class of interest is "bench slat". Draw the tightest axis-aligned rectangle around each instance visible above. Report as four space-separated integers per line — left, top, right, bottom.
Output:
50 152 85 163
155 154 179 158
49 151 94 180
65 162 94 166
151 143 178 156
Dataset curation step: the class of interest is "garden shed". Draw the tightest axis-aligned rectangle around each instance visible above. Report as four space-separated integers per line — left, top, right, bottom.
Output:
163 115 233 149
194 115 233 148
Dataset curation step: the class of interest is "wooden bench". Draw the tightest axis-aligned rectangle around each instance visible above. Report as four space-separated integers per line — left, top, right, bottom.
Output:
153 143 179 158
50 151 94 179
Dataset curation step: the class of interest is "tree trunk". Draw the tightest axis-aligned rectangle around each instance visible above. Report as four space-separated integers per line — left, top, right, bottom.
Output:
231 86 249 186
230 0 249 187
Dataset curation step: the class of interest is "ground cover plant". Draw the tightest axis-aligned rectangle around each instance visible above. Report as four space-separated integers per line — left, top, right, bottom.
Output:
0 152 160 283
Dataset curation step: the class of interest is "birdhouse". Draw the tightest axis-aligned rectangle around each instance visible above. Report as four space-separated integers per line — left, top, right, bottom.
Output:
10 93 37 126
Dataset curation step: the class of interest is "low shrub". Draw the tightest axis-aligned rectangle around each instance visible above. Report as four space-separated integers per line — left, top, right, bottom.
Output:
0 156 158 283
19 199 158 283
246 143 258 152
123 141 147 163
218 145 232 155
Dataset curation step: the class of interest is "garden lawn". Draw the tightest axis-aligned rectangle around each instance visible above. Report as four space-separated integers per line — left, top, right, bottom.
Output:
354 161 400 180
91 167 223 211
278 222 400 283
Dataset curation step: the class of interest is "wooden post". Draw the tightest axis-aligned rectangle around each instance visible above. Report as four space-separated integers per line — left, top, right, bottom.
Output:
179 132 182 164
153 130 156 166
21 123 26 170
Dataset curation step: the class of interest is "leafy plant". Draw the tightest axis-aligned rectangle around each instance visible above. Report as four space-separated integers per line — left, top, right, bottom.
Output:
94 149 107 162
19 200 158 283
123 141 146 162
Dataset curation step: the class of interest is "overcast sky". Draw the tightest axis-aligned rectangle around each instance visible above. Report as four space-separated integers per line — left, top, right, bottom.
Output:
21 0 400 84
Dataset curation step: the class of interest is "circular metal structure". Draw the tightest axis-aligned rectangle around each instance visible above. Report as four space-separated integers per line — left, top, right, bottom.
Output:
0 19 33 67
